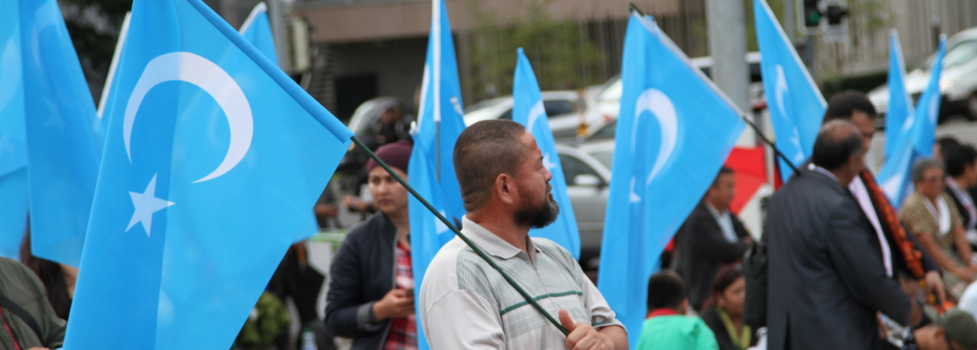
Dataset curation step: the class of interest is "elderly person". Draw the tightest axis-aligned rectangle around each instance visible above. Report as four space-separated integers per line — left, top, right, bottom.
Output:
900 158 977 300
325 140 418 350
766 120 913 350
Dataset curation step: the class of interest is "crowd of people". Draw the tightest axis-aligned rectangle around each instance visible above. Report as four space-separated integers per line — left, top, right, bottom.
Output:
6 89 977 350
320 90 977 350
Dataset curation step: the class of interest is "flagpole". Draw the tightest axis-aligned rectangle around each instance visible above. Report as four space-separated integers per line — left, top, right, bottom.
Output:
350 135 570 337
627 2 801 176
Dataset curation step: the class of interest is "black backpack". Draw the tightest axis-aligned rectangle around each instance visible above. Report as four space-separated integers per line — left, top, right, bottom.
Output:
743 237 767 331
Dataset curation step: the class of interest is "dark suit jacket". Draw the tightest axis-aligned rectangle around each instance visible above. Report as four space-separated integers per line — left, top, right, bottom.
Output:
947 187 974 230
675 201 751 311
766 168 910 350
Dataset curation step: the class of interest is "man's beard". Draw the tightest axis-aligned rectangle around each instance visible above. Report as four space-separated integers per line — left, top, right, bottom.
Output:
513 184 560 229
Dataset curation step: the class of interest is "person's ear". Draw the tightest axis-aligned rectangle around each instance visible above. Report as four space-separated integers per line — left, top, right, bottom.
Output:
496 173 516 205
678 299 689 315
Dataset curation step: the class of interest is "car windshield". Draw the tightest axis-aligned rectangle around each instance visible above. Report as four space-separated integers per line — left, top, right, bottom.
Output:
588 121 617 140
920 39 977 70
465 98 508 114
945 39 977 68
591 150 614 169
597 79 622 103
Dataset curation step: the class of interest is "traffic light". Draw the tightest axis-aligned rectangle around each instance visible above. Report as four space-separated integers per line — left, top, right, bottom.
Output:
826 4 848 25
803 0 822 28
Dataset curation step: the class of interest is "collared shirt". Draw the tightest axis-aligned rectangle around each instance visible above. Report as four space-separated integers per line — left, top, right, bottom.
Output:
705 203 738 243
383 241 417 350
849 176 894 277
809 164 894 277
419 217 624 349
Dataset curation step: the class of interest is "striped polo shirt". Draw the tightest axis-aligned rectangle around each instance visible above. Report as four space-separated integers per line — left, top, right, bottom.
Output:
419 216 624 349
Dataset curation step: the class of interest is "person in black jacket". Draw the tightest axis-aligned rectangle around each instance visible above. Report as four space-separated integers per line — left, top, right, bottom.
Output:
675 167 752 311
944 144 977 237
701 267 755 350
325 141 417 350
766 121 914 350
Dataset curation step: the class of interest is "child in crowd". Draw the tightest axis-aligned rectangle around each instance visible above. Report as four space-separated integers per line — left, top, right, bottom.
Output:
636 271 718 350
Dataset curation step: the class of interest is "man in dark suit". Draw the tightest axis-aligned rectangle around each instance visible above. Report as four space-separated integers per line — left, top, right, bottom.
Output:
675 167 752 311
766 120 914 350
945 144 977 236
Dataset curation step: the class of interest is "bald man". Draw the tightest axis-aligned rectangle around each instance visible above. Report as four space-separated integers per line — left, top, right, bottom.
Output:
766 121 913 350
419 120 627 350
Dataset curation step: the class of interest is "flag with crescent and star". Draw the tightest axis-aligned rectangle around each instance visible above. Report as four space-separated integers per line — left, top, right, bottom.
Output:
0 3 29 260
17 0 102 268
63 0 352 347
597 14 745 347
511 48 580 259
754 0 826 183
878 35 946 209
408 0 467 347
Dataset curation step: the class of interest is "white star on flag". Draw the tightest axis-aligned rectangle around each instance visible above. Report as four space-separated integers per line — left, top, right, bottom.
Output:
543 153 557 171
127 173 175 237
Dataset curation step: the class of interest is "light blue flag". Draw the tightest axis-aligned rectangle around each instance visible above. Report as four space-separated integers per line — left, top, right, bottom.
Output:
511 48 580 259
239 2 320 241
63 0 353 347
409 0 467 348
19 0 101 268
0 2 29 260
96 11 131 149
884 29 914 160
754 0 826 182
597 14 746 348
879 36 946 208
239 3 278 66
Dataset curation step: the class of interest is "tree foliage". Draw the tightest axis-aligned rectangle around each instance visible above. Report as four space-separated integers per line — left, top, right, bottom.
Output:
466 0 607 102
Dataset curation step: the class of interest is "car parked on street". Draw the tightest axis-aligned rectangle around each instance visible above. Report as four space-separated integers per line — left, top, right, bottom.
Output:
589 52 763 123
868 27 977 122
464 90 606 141
555 144 611 266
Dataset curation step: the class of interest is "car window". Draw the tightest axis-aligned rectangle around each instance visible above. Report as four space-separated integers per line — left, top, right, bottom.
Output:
465 98 506 114
588 121 616 140
591 150 614 169
559 153 599 186
544 100 575 116
597 79 622 103
945 39 977 69
499 109 512 120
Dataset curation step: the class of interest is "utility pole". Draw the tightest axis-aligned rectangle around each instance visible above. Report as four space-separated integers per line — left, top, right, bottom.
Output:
784 0 796 43
706 0 754 146
268 0 290 72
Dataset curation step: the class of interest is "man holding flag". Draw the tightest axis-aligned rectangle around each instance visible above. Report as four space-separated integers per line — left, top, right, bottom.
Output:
63 0 352 348
419 120 626 350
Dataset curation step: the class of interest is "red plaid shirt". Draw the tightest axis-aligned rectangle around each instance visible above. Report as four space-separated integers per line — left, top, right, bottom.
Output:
383 241 417 350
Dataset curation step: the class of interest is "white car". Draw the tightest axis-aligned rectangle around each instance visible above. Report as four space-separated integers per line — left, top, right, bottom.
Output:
464 90 607 141
590 52 763 124
868 27 977 122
